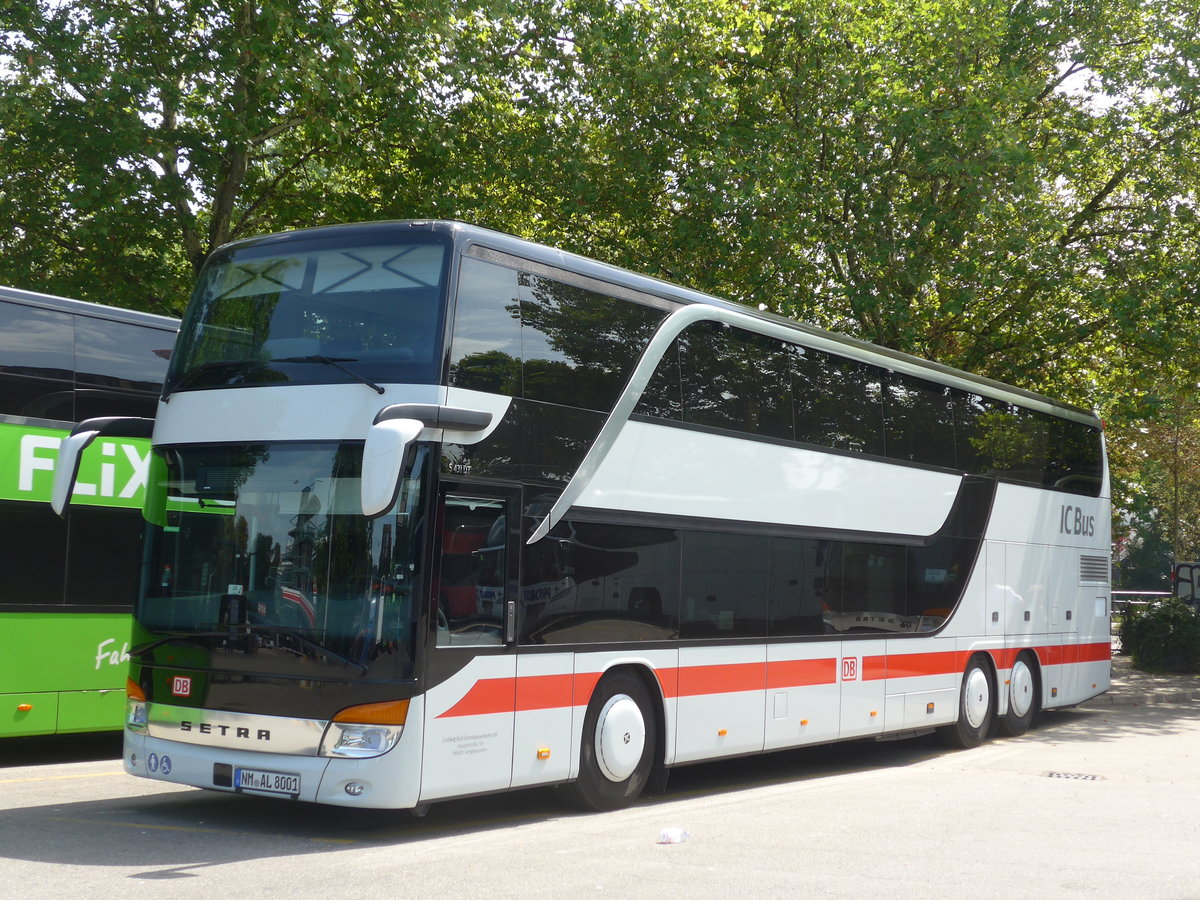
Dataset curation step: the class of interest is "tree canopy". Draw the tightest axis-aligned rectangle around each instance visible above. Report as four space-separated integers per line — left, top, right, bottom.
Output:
3 0 1199 581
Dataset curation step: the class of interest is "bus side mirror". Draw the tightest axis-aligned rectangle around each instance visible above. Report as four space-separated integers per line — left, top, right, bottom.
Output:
51 416 154 517
361 417 424 518
361 404 494 518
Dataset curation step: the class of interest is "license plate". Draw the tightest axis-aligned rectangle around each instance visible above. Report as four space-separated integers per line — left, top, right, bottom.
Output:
234 767 300 797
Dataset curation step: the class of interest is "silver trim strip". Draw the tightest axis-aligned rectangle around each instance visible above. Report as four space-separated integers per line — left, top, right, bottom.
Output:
145 702 328 756
528 301 1100 544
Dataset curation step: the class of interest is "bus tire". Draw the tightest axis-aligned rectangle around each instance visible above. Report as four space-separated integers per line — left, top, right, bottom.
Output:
996 652 1038 738
560 669 656 812
937 655 994 749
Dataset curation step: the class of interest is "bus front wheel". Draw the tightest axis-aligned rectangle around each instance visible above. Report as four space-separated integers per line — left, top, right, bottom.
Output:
560 670 656 812
938 656 994 749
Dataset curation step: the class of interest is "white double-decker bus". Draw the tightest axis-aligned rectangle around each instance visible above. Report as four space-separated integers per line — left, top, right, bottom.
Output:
55 221 1111 810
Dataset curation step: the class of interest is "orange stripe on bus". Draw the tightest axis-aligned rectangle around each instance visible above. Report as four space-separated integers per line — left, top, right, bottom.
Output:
766 658 838 689
883 651 964 679
1039 645 1072 666
435 642 1113 718
654 666 680 700
1002 642 1109 669
572 672 603 707
989 648 1019 670
676 662 765 697
1077 641 1112 663
862 655 889 680
515 674 575 712
437 677 515 719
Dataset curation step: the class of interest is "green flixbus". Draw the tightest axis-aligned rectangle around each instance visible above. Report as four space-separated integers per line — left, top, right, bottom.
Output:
0 285 178 737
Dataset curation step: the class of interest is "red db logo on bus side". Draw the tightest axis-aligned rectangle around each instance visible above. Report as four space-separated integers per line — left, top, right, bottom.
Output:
842 658 858 682
171 676 192 697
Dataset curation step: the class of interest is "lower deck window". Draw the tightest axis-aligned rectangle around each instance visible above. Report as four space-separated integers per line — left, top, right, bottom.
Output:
518 518 978 644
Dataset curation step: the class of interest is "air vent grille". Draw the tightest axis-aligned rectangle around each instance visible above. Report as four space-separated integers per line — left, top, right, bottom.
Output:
1079 555 1110 585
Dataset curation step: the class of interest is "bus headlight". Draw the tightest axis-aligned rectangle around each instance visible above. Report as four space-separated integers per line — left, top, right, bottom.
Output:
319 700 409 759
321 723 402 758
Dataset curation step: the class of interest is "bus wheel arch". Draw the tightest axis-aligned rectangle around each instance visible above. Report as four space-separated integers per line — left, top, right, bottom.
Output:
937 652 996 749
560 665 662 812
996 650 1040 738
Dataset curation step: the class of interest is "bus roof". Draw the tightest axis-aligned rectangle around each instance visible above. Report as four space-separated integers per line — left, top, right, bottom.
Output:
0 284 179 332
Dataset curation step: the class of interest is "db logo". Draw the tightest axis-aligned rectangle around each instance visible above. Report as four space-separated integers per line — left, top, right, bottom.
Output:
842 658 859 682
171 676 192 697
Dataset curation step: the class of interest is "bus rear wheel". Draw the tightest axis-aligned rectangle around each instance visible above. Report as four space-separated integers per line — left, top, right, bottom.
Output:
996 652 1038 738
560 670 656 812
938 656 994 749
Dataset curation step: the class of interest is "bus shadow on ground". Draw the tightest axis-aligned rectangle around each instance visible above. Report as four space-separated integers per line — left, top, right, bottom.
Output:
0 781 573 878
0 731 123 768
0 731 956 878
1 699 1191 877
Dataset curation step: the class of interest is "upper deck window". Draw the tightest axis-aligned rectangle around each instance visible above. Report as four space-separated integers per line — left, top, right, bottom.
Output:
448 257 665 413
166 230 451 395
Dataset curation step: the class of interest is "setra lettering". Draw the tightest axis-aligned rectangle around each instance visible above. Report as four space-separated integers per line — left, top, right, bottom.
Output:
177 721 270 742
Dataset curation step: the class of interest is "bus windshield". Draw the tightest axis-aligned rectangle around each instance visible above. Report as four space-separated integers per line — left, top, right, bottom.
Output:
137 441 424 680
165 229 451 395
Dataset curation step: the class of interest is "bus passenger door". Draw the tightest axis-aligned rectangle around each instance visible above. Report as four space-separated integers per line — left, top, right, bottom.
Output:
420 487 519 803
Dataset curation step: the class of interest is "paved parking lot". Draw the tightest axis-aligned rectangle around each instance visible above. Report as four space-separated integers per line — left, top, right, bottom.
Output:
4 690 1200 899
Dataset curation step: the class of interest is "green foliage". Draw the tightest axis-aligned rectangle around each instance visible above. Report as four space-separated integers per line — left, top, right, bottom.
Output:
1120 598 1200 673
3 0 1200 562
0 0 467 313
1113 488 1175 591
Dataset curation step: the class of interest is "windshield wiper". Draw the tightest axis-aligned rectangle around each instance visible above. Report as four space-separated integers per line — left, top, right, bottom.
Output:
132 630 236 654
273 355 385 394
237 623 370 673
133 625 369 674
162 360 265 402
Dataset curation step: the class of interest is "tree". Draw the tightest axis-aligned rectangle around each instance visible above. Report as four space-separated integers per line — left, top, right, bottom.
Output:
1114 377 1200 581
392 0 1200 569
4 0 1200 568
431 0 1200 408
0 0 469 313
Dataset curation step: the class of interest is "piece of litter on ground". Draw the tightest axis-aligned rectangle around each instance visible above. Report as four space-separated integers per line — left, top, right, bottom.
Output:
657 828 689 844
